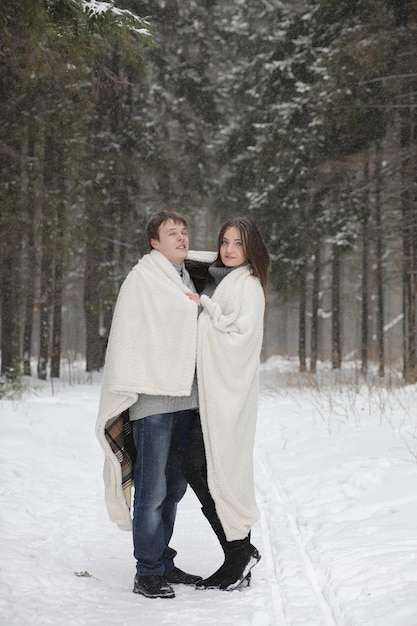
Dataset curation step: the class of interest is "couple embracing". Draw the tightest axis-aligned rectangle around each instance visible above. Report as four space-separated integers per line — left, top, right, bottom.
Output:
96 211 271 599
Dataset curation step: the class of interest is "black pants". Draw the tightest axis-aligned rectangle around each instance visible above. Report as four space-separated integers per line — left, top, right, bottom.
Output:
183 411 229 549
182 411 216 512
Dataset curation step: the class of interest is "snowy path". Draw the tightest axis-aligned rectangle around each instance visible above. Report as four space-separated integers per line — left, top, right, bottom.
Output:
2 360 417 625
255 362 417 626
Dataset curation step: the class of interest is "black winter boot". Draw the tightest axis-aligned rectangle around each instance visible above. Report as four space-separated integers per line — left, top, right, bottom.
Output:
196 533 260 591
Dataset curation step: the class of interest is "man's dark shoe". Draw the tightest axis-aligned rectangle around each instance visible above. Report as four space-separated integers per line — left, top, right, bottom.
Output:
164 566 202 585
133 574 175 598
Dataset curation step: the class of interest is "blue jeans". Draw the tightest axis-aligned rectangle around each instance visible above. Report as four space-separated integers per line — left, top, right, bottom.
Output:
132 410 194 576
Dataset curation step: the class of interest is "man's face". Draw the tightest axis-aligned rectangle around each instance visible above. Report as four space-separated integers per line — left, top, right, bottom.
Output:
150 219 189 265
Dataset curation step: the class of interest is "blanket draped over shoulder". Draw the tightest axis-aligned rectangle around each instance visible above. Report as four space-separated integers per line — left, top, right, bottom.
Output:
96 250 214 531
197 265 265 541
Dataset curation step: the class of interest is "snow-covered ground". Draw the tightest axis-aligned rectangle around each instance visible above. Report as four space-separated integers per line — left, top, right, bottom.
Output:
1 357 417 625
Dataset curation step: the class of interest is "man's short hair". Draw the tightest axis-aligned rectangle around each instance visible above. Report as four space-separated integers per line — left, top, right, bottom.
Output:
146 211 188 247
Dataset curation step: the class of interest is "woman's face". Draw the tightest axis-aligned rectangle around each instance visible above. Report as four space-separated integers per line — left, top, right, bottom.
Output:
220 226 247 267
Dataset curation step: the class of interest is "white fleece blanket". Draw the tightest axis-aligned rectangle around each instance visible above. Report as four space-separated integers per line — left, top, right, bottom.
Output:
197 265 265 541
96 250 214 530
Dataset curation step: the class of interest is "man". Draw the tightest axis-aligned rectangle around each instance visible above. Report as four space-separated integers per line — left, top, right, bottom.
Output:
96 211 203 599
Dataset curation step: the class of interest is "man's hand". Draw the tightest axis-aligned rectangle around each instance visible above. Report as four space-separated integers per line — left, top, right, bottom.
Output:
185 292 201 305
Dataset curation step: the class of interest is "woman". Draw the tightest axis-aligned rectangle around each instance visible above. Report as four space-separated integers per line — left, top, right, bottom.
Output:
184 216 270 591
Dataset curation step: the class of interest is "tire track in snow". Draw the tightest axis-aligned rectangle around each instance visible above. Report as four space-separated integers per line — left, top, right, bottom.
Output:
256 487 288 625
255 451 343 626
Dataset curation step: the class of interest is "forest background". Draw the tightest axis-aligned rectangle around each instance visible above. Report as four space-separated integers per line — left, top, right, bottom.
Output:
1 0 417 388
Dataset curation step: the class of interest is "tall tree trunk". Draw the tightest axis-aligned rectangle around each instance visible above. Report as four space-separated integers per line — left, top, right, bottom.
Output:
83 113 107 373
310 244 320 374
298 264 307 372
331 245 342 369
49 135 67 380
0 239 21 375
37 224 53 380
84 231 106 372
374 139 385 377
22 284 35 376
37 134 55 380
22 129 37 377
400 85 417 383
401 196 416 383
399 3 417 383
0 142 22 376
50 199 66 379
361 150 370 377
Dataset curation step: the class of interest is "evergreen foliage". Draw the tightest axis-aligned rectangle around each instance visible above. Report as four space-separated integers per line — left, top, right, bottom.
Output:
1 0 416 380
